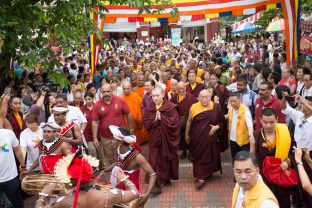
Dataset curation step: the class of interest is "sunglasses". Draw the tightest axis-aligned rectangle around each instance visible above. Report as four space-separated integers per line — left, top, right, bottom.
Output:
43 130 54 133
299 120 307 128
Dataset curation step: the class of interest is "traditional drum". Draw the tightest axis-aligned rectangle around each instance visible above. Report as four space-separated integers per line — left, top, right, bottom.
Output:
21 174 67 195
95 184 140 208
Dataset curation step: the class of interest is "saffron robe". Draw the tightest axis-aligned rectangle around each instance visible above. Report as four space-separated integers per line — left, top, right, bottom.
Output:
134 87 145 98
143 100 180 186
188 103 226 180
124 92 148 144
171 92 196 150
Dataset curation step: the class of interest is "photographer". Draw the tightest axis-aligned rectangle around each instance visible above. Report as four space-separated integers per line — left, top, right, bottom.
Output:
281 94 312 150
27 89 48 123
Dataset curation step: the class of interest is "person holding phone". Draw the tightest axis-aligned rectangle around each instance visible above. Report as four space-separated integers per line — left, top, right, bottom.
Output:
281 93 312 150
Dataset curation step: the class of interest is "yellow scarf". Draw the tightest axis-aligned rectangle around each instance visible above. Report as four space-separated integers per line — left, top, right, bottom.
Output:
13 112 23 129
191 102 214 119
274 123 291 161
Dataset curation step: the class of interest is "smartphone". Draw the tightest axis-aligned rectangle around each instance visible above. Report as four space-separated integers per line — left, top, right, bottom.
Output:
3 87 11 95
285 96 295 102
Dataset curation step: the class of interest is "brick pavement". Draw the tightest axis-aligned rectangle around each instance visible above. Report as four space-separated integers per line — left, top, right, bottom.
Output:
24 144 235 208
141 145 234 208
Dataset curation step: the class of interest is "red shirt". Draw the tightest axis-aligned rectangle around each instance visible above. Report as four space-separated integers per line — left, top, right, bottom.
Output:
92 96 130 138
255 96 286 131
81 104 97 141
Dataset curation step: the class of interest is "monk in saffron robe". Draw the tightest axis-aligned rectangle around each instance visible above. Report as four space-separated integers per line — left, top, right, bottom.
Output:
134 75 146 98
171 82 196 159
250 108 293 208
186 70 205 99
143 87 180 194
185 89 226 190
122 81 148 144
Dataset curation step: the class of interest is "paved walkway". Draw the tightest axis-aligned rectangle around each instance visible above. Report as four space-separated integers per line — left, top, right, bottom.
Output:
24 144 235 208
142 147 234 208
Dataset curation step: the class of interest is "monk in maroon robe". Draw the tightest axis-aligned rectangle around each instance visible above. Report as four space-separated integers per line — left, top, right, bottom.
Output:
185 89 226 190
171 82 196 159
186 70 205 99
209 73 230 114
143 87 180 194
251 108 293 208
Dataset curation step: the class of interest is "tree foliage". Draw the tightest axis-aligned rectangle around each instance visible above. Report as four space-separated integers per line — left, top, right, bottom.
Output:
254 9 283 29
0 0 177 89
301 0 312 17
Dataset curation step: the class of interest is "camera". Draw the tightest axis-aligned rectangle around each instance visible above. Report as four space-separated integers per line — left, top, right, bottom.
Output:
33 82 59 94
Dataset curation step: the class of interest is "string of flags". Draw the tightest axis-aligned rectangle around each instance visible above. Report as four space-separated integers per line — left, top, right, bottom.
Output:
103 3 282 24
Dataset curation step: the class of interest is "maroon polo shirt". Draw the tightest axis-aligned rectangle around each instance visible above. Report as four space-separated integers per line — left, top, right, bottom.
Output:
255 96 286 131
80 104 97 142
92 96 130 138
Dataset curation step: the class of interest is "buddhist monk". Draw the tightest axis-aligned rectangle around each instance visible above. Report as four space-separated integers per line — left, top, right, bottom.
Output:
134 75 146 97
143 87 180 194
171 82 196 159
166 79 178 101
122 81 148 144
186 70 205 99
185 89 226 190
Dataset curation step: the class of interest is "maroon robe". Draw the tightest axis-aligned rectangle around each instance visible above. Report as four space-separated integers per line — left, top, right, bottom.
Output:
186 82 205 99
143 99 180 186
6 111 26 139
188 103 225 180
171 92 196 150
254 130 292 208
212 84 230 114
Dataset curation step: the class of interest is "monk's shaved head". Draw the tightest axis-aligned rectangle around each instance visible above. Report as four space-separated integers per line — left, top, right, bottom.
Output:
177 81 186 89
152 87 164 105
122 81 132 96
137 75 145 87
177 81 186 96
170 79 178 85
152 87 164 95
198 89 212 107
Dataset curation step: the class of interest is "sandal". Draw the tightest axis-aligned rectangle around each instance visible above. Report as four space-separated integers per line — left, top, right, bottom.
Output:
195 180 205 190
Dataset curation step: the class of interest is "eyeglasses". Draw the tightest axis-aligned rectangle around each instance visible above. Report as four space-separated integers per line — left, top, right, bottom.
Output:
299 119 307 128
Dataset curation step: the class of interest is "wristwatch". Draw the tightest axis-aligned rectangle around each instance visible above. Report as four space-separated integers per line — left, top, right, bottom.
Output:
297 161 303 166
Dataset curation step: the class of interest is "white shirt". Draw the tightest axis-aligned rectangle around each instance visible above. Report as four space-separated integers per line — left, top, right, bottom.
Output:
0 129 19 182
48 105 87 127
296 81 304 95
280 62 286 72
229 107 253 142
229 52 242 64
282 105 312 150
302 87 312 98
20 128 43 169
234 176 279 208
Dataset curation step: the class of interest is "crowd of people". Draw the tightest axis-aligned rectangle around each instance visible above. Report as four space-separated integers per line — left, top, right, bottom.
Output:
1 32 312 208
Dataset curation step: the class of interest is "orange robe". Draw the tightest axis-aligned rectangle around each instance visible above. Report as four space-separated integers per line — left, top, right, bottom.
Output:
134 87 145 98
124 92 148 144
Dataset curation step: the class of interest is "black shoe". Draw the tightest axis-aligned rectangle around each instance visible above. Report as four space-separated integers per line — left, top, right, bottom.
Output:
151 186 162 195
179 150 187 159
164 180 172 186
188 153 194 162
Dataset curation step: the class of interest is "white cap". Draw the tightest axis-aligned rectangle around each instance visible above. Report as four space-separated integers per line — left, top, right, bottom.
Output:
52 107 69 113
109 125 136 143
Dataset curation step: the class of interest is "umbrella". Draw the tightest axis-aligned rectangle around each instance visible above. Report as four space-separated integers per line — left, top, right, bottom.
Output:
232 22 263 34
266 19 285 32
